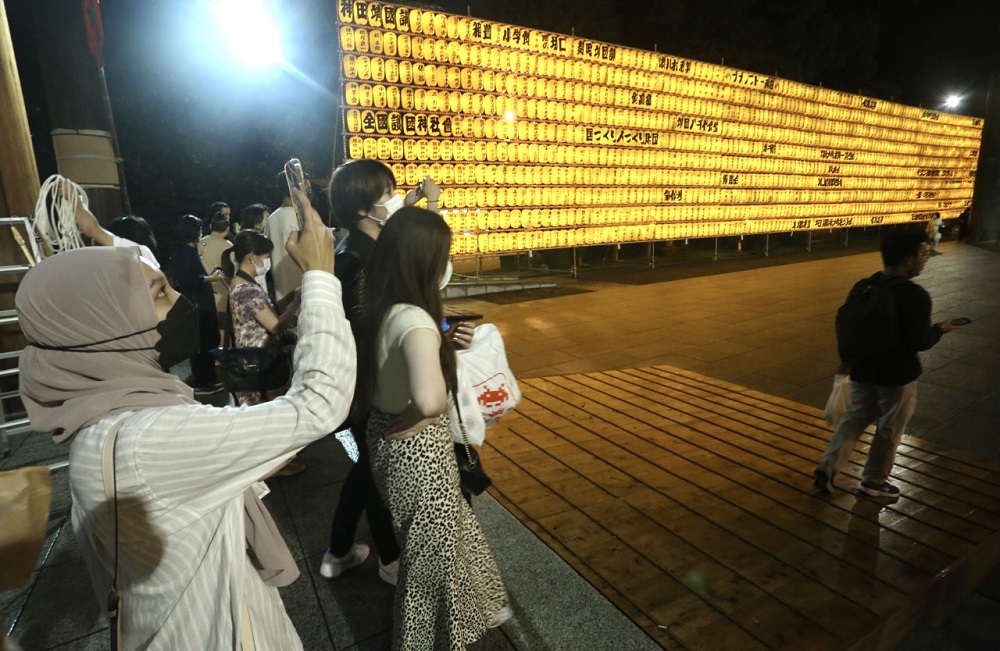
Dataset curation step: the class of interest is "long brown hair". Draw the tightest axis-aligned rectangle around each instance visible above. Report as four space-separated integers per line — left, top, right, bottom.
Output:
355 207 455 416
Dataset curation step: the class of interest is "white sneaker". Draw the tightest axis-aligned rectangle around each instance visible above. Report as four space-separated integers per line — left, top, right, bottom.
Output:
488 605 513 628
319 544 370 579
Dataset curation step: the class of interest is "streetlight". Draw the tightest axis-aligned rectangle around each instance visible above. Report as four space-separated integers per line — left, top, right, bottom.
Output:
944 94 962 109
211 0 283 68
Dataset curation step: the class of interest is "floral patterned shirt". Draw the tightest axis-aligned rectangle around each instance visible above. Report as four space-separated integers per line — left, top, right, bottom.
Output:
230 280 274 349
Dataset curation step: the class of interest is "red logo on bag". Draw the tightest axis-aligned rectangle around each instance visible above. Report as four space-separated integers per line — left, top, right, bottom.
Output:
474 373 513 420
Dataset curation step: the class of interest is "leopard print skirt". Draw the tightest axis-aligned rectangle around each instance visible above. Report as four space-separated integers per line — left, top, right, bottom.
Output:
367 410 508 650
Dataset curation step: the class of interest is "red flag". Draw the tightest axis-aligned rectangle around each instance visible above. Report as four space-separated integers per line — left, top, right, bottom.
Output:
83 0 105 69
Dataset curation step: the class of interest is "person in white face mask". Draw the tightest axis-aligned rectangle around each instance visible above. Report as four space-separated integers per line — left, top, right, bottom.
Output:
320 159 476 586
221 231 301 407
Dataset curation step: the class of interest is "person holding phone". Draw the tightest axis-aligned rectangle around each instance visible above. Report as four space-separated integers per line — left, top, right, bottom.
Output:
16 190 355 650
357 206 509 647
814 230 967 498
319 160 475 584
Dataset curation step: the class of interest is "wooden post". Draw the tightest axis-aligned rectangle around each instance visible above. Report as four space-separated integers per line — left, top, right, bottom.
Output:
0 0 37 427
0 0 41 217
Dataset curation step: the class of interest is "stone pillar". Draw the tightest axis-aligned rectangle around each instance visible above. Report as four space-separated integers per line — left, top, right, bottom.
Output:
969 69 1000 244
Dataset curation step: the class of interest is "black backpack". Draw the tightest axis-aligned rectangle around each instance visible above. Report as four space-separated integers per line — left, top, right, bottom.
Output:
835 273 905 361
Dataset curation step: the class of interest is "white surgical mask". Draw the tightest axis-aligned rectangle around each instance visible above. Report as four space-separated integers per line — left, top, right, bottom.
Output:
438 259 453 290
369 193 405 226
255 257 271 277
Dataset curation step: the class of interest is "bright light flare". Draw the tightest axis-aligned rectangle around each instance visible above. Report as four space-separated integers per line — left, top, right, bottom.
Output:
212 0 283 68
944 95 962 109
504 111 517 121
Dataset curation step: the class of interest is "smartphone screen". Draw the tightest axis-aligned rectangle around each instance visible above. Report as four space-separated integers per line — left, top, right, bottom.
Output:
284 159 307 230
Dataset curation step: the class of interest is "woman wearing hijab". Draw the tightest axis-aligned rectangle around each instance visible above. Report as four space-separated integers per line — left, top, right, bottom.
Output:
16 198 354 650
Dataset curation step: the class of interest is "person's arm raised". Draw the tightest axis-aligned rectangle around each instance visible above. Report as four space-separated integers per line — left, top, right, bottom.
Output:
74 193 114 247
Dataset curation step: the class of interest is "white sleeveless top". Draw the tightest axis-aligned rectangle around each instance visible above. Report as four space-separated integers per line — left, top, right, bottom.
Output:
372 303 441 415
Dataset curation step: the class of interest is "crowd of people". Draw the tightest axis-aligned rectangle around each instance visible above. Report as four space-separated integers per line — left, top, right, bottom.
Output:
17 162 508 650
18 159 973 650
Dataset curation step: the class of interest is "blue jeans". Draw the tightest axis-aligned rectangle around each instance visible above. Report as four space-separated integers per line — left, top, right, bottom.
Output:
817 381 917 485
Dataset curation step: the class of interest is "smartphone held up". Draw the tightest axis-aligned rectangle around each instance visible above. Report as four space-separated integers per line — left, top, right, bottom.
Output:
284 158 308 230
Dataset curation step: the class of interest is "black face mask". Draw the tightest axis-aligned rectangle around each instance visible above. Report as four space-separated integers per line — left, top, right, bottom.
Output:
155 295 200 371
27 294 200 372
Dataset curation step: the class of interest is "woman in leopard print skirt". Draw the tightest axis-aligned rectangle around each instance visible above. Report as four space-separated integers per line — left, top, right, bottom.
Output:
356 207 510 649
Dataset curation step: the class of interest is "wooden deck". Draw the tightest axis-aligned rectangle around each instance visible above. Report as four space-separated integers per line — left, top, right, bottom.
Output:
482 365 1000 650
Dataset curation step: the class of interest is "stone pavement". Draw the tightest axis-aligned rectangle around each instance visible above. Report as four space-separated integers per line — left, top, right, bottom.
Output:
3 238 999 649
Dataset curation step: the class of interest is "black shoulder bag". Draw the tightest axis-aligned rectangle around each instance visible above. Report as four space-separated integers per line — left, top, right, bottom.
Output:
452 396 492 496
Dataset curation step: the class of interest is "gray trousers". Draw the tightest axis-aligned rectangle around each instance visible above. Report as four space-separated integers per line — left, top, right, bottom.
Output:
817 380 917 485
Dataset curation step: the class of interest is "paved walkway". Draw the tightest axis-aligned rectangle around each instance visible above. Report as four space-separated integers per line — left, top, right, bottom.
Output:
3 239 999 649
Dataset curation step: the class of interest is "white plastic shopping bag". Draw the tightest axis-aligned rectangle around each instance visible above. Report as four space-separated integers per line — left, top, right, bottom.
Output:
824 374 851 428
450 323 521 445
460 323 521 423
451 363 486 445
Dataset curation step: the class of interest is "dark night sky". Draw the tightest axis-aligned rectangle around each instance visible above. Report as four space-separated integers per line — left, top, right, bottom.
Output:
6 0 997 229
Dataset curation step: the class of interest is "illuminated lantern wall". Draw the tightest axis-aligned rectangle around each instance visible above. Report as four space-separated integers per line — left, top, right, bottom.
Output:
336 2 983 257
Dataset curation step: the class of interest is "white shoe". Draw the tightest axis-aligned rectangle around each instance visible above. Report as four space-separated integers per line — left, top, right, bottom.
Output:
378 559 399 586
488 605 513 628
319 544 370 579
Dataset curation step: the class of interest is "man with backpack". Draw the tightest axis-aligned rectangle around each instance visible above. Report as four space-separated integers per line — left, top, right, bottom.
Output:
814 230 966 497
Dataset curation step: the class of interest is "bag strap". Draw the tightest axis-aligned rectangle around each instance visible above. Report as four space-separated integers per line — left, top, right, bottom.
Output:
101 419 127 651
452 392 476 468
224 292 236 349
241 599 256 650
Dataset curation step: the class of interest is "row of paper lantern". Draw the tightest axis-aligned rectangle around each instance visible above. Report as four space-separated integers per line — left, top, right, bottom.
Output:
339 56 980 142
340 82 980 150
336 8 977 131
373 160 974 190
350 138 973 173
443 207 964 238
427 185 973 211
435 203 968 233
439 205 961 233
345 133 977 171
448 213 943 255
345 108 978 158
342 110 977 160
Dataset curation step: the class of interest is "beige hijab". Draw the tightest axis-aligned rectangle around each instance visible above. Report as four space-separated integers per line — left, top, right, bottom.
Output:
17 247 194 442
15 246 196 443
17 247 297 584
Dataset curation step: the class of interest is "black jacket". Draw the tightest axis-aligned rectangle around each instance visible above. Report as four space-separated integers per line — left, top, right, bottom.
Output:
334 230 376 430
848 273 943 385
